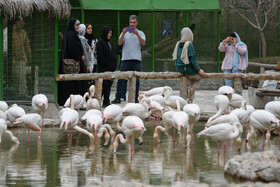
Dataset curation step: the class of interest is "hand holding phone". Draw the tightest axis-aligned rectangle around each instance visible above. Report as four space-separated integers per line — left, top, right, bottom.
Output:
126 27 134 33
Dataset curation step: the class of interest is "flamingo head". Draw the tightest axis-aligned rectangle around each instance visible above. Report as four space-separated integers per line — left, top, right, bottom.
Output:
103 113 110 122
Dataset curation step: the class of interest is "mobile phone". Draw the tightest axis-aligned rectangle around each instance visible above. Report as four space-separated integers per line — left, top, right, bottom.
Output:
126 27 134 32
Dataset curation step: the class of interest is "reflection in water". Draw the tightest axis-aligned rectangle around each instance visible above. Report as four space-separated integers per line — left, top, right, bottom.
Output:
0 123 279 186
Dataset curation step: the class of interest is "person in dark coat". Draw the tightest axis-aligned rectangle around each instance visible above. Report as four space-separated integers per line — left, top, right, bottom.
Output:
96 26 117 107
58 18 86 106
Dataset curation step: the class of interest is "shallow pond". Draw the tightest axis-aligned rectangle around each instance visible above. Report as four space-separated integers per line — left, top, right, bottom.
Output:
0 122 279 186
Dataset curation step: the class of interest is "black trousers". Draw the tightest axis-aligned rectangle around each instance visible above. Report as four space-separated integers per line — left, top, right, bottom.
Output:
102 80 114 105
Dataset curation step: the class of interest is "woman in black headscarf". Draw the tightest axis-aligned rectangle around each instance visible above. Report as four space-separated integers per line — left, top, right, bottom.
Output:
58 18 86 106
96 26 117 107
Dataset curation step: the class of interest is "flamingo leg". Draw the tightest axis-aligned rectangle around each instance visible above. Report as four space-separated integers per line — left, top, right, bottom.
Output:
28 128 30 144
114 122 117 140
173 128 176 142
262 131 265 151
217 141 220 157
41 111 44 130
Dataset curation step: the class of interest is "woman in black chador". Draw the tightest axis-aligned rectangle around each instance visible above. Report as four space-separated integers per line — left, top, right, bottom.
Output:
58 18 86 106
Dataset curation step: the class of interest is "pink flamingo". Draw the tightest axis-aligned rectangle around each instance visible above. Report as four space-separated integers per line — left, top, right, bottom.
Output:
32 94 48 129
113 116 146 153
103 104 123 138
0 119 19 144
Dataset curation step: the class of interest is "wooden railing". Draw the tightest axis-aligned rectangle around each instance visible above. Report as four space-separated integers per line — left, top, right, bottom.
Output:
56 71 280 103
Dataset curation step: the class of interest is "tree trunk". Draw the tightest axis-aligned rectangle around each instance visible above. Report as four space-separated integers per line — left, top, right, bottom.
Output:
260 31 267 57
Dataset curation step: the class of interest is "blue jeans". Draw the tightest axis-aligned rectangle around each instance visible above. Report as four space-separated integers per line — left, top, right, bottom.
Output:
223 69 242 88
115 60 141 101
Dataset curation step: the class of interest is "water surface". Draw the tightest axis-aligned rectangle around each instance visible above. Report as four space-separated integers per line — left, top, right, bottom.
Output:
0 122 279 186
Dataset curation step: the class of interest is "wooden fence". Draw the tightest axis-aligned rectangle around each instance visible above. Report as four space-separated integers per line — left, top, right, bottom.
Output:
56 71 280 104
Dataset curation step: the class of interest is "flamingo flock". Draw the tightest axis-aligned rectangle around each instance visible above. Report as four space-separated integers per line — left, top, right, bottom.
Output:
0 84 280 156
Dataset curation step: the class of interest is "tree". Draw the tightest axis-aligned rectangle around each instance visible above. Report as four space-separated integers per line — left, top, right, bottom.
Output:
223 0 280 57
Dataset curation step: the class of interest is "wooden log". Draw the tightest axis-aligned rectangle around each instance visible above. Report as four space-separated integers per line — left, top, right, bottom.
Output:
180 76 188 100
128 76 136 103
95 78 103 109
56 72 280 82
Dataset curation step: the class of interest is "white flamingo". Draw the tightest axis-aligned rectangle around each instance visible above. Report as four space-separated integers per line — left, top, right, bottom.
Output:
229 94 244 110
172 110 189 145
0 110 6 119
247 110 280 150
103 104 123 137
197 122 243 154
265 101 280 119
60 95 94 144
218 85 234 99
162 86 187 110
153 111 174 143
86 114 113 146
13 113 42 143
207 95 230 123
83 85 100 110
63 94 84 111
80 109 102 124
113 116 146 153
122 97 152 120
0 119 19 144
0 101 8 112
183 103 201 143
32 94 48 129
139 86 167 96
5 104 25 135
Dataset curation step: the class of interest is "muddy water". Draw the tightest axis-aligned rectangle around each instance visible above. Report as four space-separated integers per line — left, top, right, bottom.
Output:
0 122 279 186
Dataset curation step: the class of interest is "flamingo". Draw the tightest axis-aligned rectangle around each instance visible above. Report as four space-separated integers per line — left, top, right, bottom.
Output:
162 86 187 110
153 111 174 143
32 94 48 129
197 122 243 155
148 94 166 110
172 110 189 145
207 95 230 123
5 104 25 135
247 110 280 150
63 94 84 111
83 85 100 110
218 85 234 100
103 104 123 137
139 86 167 96
0 119 19 144
80 109 102 122
0 101 8 112
229 94 244 110
113 116 146 153
183 103 201 143
60 95 94 144
122 97 152 120
86 114 112 146
13 113 42 143
265 101 280 119
0 110 6 119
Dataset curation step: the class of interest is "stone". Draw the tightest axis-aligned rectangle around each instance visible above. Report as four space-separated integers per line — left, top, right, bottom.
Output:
224 151 280 182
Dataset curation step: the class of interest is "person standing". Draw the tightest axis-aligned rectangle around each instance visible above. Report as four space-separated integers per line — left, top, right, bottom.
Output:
12 16 31 97
219 32 248 88
112 15 146 103
58 18 86 106
96 26 117 107
84 24 98 73
172 27 206 103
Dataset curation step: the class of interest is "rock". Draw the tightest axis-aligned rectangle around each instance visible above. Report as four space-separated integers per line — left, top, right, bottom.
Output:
224 151 280 182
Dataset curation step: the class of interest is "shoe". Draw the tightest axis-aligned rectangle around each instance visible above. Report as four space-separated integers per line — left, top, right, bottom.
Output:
102 103 111 108
120 98 126 102
135 99 139 103
112 98 121 104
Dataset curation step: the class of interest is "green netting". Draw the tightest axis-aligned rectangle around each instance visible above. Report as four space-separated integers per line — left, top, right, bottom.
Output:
83 11 219 72
4 12 55 101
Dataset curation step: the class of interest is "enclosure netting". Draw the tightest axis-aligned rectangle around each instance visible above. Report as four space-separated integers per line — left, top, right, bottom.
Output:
84 10 219 73
4 12 55 102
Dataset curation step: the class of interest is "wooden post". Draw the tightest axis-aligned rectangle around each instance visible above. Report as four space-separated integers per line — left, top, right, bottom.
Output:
233 77 242 95
95 78 103 107
180 76 188 100
128 76 136 103
258 67 265 88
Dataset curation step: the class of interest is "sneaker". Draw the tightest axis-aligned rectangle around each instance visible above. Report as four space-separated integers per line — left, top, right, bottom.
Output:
120 98 126 102
112 98 121 104
135 99 139 103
